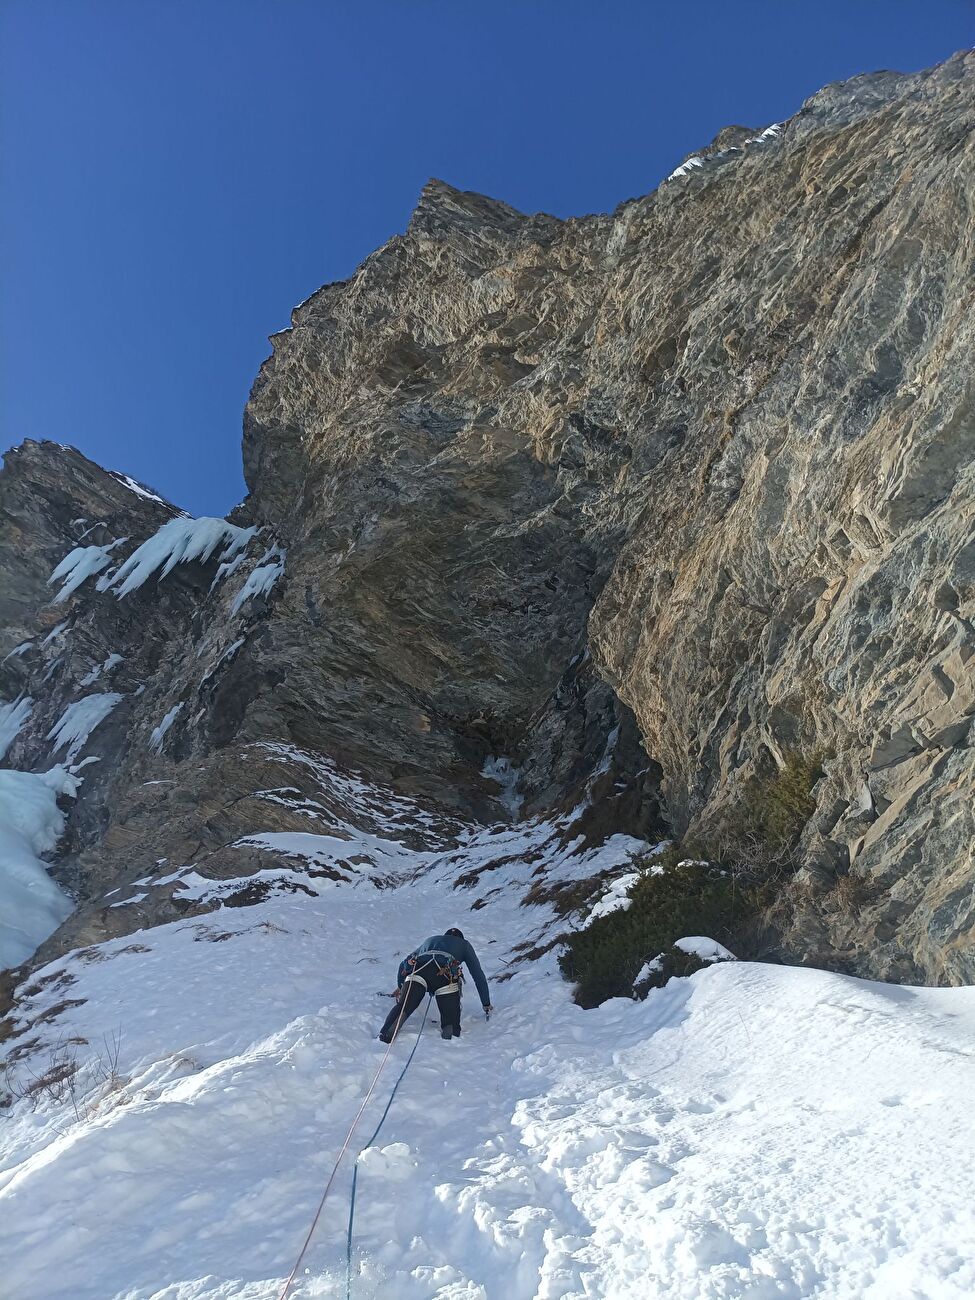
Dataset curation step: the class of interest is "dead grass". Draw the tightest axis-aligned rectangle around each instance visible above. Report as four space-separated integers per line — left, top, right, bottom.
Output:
824 870 883 918
30 998 87 1027
521 872 610 916
22 970 78 998
1 1029 127 1120
496 935 567 982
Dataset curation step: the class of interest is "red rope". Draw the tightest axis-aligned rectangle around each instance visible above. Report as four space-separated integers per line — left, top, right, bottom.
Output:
275 990 411 1300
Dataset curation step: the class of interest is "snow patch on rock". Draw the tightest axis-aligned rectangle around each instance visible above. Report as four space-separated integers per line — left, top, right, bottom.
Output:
148 704 183 754
109 472 172 508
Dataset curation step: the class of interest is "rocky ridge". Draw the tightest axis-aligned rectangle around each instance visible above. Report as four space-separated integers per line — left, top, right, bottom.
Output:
1 51 973 992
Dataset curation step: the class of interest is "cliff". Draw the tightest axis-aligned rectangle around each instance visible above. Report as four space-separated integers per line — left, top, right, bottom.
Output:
1 51 973 989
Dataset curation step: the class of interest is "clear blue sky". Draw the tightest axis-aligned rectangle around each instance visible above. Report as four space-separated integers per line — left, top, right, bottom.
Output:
2 2 972 515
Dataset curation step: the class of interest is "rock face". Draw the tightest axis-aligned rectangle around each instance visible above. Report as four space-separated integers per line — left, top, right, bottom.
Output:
1 52 973 986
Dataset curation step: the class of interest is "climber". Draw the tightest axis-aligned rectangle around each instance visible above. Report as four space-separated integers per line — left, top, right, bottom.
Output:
378 927 492 1043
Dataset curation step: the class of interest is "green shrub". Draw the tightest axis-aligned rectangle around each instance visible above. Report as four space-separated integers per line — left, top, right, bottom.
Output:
557 752 823 1009
558 861 747 1008
740 751 821 851
630 945 709 999
688 750 823 888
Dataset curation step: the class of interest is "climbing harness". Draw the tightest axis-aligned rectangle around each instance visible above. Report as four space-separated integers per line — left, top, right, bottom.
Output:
344 995 432 1299
275 986 417 1300
400 948 462 989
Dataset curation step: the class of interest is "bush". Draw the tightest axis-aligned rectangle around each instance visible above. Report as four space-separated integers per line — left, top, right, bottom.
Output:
557 752 823 1009
631 946 710 999
690 750 823 889
1 1029 126 1119
742 751 821 850
558 860 748 1008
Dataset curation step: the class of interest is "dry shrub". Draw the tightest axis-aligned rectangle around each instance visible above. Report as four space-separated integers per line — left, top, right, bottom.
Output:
1 1029 127 1120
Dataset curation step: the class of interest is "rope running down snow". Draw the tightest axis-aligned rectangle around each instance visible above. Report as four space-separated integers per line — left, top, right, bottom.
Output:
275 988 417 1300
345 996 432 1299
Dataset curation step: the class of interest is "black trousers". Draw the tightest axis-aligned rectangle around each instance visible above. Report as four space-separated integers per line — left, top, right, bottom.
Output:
380 961 461 1040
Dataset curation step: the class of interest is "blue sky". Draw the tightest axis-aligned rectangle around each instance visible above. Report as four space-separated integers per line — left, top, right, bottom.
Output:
2 2 972 516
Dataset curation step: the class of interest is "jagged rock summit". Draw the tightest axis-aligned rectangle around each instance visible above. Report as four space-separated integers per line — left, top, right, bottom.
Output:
1 50 974 992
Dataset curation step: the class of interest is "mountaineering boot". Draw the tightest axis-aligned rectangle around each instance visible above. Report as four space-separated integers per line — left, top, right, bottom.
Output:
440 1024 454 1040
378 1028 393 1044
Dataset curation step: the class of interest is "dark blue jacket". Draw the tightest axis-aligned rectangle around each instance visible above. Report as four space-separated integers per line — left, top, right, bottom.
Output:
402 934 490 1007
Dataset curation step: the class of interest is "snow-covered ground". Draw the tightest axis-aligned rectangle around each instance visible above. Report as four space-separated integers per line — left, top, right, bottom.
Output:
2 757 974 1300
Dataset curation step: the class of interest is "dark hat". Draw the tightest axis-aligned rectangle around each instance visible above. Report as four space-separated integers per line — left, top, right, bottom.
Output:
446 927 464 939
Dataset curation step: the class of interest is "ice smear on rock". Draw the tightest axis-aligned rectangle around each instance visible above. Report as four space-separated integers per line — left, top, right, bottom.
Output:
47 693 124 763
100 517 256 598
481 755 523 816
200 638 245 684
41 621 69 646
148 704 182 753
0 697 33 761
231 545 286 614
47 539 127 603
0 766 77 969
79 652 124 687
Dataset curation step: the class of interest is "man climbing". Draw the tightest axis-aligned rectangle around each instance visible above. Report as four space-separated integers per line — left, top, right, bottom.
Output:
379 927 492 1043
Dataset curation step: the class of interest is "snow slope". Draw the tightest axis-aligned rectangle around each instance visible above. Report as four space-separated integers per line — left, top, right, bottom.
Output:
1 755 973 1300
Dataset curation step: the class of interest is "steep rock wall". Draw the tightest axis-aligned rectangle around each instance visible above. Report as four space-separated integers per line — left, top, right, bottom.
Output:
1 52 973 986
240 52 975 981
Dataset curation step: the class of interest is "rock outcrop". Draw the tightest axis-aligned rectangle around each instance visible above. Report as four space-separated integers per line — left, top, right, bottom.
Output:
1 51 973 987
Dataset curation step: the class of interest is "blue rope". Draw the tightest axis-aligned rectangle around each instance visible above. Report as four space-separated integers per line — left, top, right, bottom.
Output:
345 994 432 1300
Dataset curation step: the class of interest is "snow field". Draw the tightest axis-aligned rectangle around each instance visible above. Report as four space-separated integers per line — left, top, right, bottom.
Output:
1 758 974 1299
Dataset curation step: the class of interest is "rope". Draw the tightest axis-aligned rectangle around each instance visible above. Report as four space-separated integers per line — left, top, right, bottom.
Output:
345 995 432 1300
275 988 413 1300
